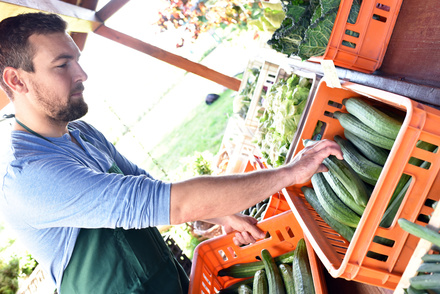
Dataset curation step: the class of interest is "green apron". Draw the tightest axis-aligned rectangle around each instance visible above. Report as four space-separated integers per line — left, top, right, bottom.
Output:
60 165 189 293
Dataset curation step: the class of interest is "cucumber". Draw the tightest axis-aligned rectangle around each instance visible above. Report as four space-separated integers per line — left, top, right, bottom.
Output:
417 262 440 273
238 284 253 294
279 264 295 294
398 218 440 247
343 97 402 140
218 278 254 294
379 177 412 228
322 170 365 216
407 285 429 294
302 186 355 242
421 253 440 263
292 238 315 294
334 135 383 186
410 273 440 290
253 269 269 294
218 250 296 278
333 111 395 150
312 173 360 228
261 249 285 294
344 129 389 166
323 155 369 207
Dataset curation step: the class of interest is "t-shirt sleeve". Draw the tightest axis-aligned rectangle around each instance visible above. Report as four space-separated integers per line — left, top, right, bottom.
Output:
4 155 171 229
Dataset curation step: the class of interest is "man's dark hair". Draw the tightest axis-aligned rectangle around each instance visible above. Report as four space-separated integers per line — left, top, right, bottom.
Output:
0 13 67 99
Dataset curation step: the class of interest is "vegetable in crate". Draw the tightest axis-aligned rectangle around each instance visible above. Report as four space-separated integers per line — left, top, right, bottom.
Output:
218 249 296 278
292 238 316 294
302 186 355 242
261 249 285 294
267 0 363 60
343 97 402 140
233 67 261 119
256 74 312 167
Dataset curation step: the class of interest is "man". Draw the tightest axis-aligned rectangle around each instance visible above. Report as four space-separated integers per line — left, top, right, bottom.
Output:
0 12 342 293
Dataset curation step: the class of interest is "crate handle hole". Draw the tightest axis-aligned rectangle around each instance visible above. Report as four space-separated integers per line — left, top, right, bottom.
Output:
376 3 391 12
342 40 357 48
328 100 343 109
417 214 431 224
416 140 438 153
373 14 387 22
276 230 285 242
345 29 360 38
408 157 432 170
366 251 388 262
285 226 295 238
372 236 395 247
312 120 326 141
218 250 228 261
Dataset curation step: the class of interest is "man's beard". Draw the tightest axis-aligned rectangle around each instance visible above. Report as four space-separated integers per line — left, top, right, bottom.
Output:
33 82 88 123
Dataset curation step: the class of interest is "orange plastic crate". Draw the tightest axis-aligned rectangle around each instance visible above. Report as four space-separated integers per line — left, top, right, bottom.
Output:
188 211 328 294
283 80 440 289
315 0 403 73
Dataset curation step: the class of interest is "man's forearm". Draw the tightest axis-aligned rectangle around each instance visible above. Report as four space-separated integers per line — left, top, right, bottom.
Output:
169 167 290 224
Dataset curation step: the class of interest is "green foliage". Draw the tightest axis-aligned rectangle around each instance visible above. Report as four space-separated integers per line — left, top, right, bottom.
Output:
0 257 19 294
267 0 362 59
256 74 312 167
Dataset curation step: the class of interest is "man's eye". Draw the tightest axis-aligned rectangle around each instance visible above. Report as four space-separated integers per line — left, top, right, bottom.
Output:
57 63 67 68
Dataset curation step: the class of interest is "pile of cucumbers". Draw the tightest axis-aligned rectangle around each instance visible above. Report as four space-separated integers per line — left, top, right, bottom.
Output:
398 212 440 293
218 238 315 294
241 197 270 222
302 97 405 241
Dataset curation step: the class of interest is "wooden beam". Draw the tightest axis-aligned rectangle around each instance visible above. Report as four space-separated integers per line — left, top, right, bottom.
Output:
94 25 241 91
96 0 131 22
61 0 100 51
0 0 102 33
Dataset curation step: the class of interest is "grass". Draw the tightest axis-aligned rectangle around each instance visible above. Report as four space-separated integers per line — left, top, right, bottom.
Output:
145 87 237 181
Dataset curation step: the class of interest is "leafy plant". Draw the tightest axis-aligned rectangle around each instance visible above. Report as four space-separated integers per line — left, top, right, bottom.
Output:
267 0 362 59
256 74 312 167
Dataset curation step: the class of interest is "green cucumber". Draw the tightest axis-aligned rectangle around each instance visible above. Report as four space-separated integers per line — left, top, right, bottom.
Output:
333 111 395 150
322 170 365 216
421 253 440 263
334 135 383 186
344 129 389 166
238 284 253 294
279 264 295 294
417 262 440 273
379 177 412 228
302 186 355 242
218 278 254 294
410 273 440 290
253 269 269 294
292 238 315 294
343 97 402 140
323 155 369 207
261 249 285 294
218 250 296 278
311 173 360 228
407 285 429 294
398 218 440 247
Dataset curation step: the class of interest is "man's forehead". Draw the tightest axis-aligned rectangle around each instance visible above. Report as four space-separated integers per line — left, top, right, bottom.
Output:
29 32 80 62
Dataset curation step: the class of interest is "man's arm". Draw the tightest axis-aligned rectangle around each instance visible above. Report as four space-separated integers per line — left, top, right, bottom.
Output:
170 139 343 225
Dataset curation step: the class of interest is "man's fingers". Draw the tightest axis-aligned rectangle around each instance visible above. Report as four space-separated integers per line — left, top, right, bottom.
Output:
303 139 344 160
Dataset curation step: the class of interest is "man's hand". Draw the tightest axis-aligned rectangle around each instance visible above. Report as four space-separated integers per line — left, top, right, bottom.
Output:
285 139 343 186
205 214 266 246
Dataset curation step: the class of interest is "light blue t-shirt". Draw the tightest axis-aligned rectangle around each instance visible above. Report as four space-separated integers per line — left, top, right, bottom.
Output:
0 120 171 289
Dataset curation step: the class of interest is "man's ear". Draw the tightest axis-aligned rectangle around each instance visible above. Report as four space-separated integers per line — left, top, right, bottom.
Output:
3 67 28 94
